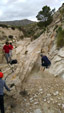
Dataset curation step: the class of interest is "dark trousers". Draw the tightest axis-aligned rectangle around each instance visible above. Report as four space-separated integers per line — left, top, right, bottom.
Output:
0 95 5 113
42 62 51 68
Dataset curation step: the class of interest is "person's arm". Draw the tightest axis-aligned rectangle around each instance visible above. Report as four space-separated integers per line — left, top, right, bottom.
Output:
2 46 5 54
4 81 10 91
12 45 13 49
42 57 44 63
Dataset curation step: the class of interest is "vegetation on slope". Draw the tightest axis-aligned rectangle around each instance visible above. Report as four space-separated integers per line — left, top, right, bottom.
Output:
36 5 55 28
56 26 64 48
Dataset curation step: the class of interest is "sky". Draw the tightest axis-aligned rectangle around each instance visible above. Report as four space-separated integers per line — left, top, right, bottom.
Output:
0 0 64 21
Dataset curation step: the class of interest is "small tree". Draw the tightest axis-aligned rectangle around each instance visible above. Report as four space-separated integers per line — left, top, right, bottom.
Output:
56 27 64 48
36 5 55 28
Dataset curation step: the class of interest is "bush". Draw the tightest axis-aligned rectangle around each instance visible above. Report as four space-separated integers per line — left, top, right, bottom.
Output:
33 30 44 39
17 27 22 31
0 24 8 28
56 26 62 33
8 35 13 39
11 27 15 30
56 27 64 48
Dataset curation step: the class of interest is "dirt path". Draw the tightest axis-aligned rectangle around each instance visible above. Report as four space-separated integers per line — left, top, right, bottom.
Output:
6 68 64 113
20 68 64 113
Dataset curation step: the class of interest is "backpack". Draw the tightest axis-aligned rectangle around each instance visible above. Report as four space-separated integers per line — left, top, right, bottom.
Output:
10 59 17 65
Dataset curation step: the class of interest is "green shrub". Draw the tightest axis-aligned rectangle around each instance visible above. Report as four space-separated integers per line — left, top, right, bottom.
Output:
8 35 13 39
0 24 8 28
33 30 43 40
56 27 64 48
56 26 62 33
11 27 15 30
17 27 22 31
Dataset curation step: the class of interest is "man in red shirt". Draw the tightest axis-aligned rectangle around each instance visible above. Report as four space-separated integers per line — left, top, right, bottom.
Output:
3 41 11 63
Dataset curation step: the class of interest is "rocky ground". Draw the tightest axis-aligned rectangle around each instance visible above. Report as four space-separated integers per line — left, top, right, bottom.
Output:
1 36 64 113
6 67 64 113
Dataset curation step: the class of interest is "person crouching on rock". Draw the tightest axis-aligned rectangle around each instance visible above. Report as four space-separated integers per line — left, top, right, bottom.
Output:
40 54 51 71
0 70 10 113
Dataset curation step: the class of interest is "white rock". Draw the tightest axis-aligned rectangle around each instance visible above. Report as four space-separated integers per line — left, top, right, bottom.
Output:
34 109 42 113
24 99 27 101
29 97 33 101
40 91 43 94
58 103 61 106
58 48 64 57
53 55 62 62
47 100 50 103
47 93 51 97
34 94 37 98
50 98 53 101
62 104 64 109
53 91 59 96
34 102 39 105
43 99 46 102
39 88 43 91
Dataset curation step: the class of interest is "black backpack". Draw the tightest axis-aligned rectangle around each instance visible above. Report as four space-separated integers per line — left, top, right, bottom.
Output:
10 59 17 65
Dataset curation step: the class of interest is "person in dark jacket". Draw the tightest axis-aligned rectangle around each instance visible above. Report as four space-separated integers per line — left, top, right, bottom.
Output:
40 54 51 68
0 70 10 113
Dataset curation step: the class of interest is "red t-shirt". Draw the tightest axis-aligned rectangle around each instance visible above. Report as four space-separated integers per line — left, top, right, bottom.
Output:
9 44 13 50
3 45 10 53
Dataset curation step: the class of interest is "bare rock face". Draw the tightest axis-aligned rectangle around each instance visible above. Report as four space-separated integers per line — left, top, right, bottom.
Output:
0 36 44 98
49 47 64 77
1 28 64 101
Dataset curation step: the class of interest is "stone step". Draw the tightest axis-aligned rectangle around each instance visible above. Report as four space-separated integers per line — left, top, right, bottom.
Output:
3 68 13 77
2 67 11 73
0 64 9 69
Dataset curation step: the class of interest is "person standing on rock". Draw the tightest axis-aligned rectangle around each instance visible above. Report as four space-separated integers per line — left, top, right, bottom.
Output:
3 41 11 63
40 54 51 70
9 42 13 58
0 70 10 113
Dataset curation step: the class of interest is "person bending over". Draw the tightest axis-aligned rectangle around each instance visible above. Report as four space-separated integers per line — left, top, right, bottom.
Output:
40 54 51 69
